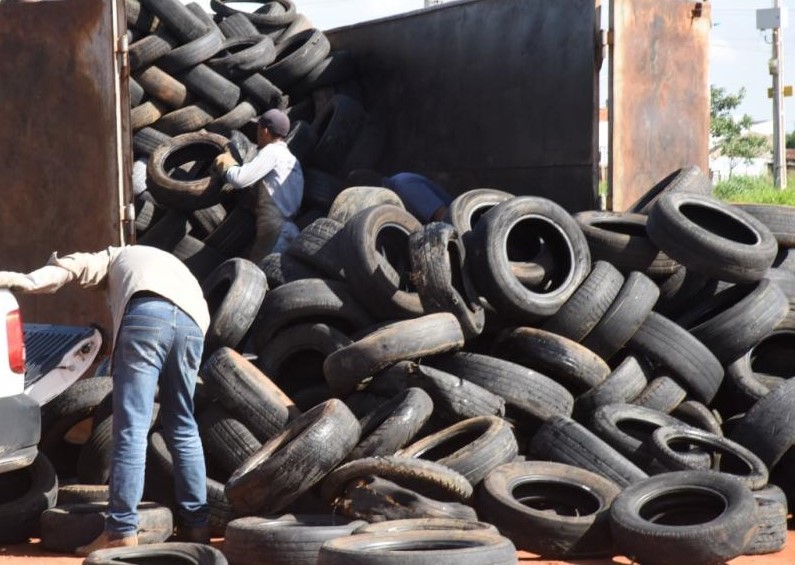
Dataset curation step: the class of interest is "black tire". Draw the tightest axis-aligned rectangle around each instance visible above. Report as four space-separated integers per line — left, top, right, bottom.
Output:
205 101 259 136
264 28 331 90
134 65 191 110
40 501 173 553
530 415 648 487
225 399 360 515
129 31 177 72
309 93 366 173
580 271 660 360
340 205 425 319
207 35 277 79
321 455 474 505
302 168 345 212
649 426 768 489
735 202 795 248
646 192 778 284
158 30 225 75
201 257 268 353
355 518 497 535
404 362 506 426
129 76 145 107
202 205 257 258
285 217 345 280
289 49 357 98
133 127 173 156
627 312 724 404
467 196 591 322
210 0 296 27
671 400 724 437
223 514 366 565
57 484 109 505
131 100 168 131
327 186 404 224
609 470 757 565
626 165 713 214
572 355 648 423
40 376 113 477
252 278 373 349
542 260 625 342
323 313 465 398
285 119 319 162
477 460 620 558
575 210 679 276
199 347 297 442
239 72 287 110
674 278 789 365
317 530 517 565
397 416 518 486
347 388 434 461
217 13 260 38
82 542 228 564
443 188 513 240
178 64 241 113
428 351 574 428
745 496 788 555
197 402 262 477
589 403 700 473
729 378 795 470
255 322 352 398
152 103 217 136
409 222 485 340
726 328 795 411
632 376 687 414
493 326 610 396
0 453 58 544
172 234 227 283
141 0 209 42
147 131 229 211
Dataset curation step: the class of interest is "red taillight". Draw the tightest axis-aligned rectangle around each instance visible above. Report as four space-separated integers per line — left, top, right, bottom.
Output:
6 309 25 374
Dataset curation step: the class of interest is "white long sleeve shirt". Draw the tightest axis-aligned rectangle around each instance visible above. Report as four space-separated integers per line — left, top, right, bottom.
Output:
224 140 304 220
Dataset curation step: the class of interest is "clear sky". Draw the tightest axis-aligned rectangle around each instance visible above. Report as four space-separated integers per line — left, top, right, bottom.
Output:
196 0 795 130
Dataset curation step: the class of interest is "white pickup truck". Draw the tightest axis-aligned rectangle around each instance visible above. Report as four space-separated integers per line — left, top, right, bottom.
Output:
0 289 103 474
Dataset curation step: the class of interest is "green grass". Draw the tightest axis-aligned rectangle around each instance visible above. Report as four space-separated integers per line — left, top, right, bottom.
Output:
713 174 795 206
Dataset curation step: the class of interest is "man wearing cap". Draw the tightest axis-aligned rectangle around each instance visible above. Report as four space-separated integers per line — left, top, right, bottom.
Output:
214 109 304 262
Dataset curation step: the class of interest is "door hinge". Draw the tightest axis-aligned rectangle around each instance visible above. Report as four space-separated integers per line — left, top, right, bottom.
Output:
116 33 129 71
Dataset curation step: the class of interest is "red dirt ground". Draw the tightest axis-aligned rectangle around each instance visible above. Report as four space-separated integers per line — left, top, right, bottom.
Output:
1 536 794 564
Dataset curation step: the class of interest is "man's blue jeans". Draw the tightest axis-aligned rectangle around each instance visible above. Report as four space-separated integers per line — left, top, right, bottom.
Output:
107 296 208 535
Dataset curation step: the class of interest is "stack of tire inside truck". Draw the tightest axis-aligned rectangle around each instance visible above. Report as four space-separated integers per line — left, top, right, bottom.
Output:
2 0 793 564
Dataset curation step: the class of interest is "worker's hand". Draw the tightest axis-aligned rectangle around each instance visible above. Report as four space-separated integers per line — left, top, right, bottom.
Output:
213 151 238 175
0 271 34 292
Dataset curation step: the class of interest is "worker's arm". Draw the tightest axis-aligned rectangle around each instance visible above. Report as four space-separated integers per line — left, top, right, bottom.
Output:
223 145 279 189
0 248 113 293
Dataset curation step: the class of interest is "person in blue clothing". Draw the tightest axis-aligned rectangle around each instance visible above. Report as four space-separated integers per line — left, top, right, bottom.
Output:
346 169 453 223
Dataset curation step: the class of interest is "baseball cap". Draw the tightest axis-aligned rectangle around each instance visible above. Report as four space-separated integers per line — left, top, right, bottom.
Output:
257 109 290 137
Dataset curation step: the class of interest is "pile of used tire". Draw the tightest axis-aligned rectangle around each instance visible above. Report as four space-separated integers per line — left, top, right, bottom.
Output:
10 162 794 564
129 0 380 270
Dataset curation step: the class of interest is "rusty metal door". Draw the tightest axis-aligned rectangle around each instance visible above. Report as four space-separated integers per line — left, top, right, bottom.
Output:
0 0 131 328
609 0 711 211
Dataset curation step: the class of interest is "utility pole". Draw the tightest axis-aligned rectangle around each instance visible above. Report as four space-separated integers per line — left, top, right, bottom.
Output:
772 0 787 189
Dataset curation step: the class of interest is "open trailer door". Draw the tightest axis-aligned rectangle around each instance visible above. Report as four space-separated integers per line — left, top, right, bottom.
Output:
0 0 132 328
609 0 711 211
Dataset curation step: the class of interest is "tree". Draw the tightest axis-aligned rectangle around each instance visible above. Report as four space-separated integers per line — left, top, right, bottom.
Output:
710 86 770 178
786 129 795 149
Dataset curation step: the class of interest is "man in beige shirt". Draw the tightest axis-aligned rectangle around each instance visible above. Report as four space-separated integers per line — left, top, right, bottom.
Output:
0 245 210 555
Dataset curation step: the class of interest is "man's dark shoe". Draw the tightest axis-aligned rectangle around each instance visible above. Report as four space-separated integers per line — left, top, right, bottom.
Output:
174 524 210 544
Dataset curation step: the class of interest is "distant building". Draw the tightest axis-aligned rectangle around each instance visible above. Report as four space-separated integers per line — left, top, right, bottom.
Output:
709 118 773 182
